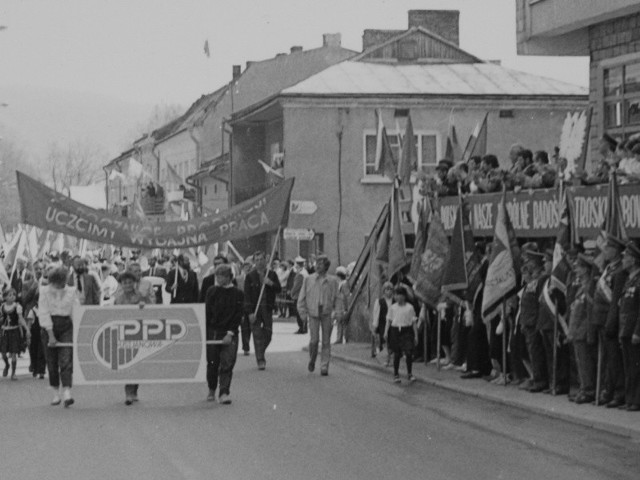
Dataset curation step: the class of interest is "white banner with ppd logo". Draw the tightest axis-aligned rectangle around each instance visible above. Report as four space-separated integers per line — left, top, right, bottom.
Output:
72 304 207 385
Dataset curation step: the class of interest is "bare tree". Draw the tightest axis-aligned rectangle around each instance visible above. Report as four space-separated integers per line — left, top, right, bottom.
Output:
0 137 38 228
124 102 184 146
46 139 108 193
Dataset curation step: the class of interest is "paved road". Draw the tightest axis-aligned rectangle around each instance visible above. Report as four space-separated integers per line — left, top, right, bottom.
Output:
1 323 639 480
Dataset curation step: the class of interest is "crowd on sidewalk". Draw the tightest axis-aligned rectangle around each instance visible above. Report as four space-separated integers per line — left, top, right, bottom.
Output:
369 235 640 412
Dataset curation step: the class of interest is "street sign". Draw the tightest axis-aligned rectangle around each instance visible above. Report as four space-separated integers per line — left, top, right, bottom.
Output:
283 228 315 241
290 200 318 215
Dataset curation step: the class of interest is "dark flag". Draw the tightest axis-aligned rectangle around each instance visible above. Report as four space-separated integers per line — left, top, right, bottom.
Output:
482 190 521 321
388 187 408 279
408 197 430 282
595 170 628 269
550 187 573 293
413 211 449 309
442 195 483 305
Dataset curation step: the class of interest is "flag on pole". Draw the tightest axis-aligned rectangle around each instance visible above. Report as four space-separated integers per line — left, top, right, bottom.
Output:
388 187 408 279
408 198 430 283
445 116 463 164
462 113 488 162
0 259 10 287
52 232 65 253
412 210 450 308
398 114 417 185
442 195 481 301
595 170 627 269
374 110 398 180
0 220 6 248
550 187 573 293
164 161 184 190
482 190 521 321
4 227 26 268
131 194 146 221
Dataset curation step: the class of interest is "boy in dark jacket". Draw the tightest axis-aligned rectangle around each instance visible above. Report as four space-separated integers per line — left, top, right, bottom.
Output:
205 264 244 404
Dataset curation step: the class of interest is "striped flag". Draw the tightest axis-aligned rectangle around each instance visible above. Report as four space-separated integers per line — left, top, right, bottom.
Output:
482 190 521 321
374 110 398 180
462 113 488 162
398 114 417 185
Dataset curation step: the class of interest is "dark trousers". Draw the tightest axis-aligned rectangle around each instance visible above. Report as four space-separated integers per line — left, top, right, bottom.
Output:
390 327 414 376
604 337 626 402
207 337 238 395
124 384 139 397
573 340 595 396
523 326 548 388
251 309 273 363
467 318 491 375
510 323 529 381
29 319 46 375
540 329 570 392
621 339 640 407
240 314 251 353
43 316 73 389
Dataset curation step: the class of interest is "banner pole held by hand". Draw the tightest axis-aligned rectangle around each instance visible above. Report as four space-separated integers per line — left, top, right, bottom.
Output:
253 226 282 317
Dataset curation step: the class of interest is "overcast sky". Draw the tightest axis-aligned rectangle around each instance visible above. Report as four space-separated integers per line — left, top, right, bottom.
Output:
1 0 590 106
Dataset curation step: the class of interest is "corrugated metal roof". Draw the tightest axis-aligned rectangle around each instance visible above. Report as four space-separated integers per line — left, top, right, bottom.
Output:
282 62 587 96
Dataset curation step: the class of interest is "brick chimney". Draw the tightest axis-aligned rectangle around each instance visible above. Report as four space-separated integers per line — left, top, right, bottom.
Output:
290 45 303 53
232 65 241 80
408 10 460 46
322 33 341 48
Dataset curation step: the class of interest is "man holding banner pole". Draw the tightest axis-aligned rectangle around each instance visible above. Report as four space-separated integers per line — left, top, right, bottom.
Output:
244 241 282 371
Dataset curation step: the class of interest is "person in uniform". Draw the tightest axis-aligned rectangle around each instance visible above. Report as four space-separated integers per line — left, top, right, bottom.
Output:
589 233 625 405
618 241 640 411
519 243 549 393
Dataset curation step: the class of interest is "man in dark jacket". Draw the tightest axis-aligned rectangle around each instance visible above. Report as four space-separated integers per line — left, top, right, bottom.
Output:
165 254 199 303
244 250 281 370
68 256 101 306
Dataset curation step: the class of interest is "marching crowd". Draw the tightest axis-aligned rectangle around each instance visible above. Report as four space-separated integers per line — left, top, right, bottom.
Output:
0 249 351 407
427 134 640 197
370 235 640 412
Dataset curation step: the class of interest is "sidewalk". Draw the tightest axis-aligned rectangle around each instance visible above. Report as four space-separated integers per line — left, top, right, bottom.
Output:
330 343 640 440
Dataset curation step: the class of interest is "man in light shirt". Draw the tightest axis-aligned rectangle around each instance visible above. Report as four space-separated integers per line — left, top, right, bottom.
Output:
297 256 344 376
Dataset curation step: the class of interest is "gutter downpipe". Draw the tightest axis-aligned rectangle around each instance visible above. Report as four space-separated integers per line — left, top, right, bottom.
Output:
222 117 233 209
187 125 203 216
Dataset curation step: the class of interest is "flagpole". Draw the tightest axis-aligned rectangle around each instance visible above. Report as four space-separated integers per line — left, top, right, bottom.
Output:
253 225 282 317
436 305 442 371
595 334 603 406
501 301 508 386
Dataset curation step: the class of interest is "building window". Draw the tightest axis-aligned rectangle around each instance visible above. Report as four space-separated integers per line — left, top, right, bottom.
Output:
299 233 324 258
363 129 440 177
602 57 640 135
204 185 208 196
214 183 218 195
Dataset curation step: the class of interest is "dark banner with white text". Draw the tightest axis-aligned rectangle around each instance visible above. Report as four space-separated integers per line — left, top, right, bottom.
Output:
17 171 294 248
438 183 640 239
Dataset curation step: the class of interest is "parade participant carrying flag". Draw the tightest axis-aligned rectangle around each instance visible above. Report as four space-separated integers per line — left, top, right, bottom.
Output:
481 189 521 322
397 114 417 186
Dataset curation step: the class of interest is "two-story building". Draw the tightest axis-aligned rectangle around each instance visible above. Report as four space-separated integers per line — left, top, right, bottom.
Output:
230 10 588 265
516 0 640 163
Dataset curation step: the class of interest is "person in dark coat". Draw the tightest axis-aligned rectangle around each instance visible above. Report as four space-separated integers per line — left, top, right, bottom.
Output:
165 254 199 303
67 256 101 306
22 263 47 379
244 251 281 370
199 255 234 303
618 241 640 411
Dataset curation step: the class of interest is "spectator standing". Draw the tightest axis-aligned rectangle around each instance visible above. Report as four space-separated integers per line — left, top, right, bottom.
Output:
333 266 350 344
290 257 308 334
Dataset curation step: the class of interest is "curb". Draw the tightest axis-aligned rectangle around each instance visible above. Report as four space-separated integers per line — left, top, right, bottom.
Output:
330 351 640 440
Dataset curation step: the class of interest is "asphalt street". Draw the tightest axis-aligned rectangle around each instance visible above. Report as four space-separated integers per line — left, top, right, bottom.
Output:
1 322 639 480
